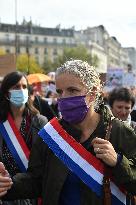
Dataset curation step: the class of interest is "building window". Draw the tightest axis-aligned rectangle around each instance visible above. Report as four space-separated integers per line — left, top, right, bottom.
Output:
44 37 47 43
53 38 57 44
6 49 10 53
5 34 9 41
53 48 57 55
53 57 57 63
17 35 20 40
26 36 29 41
35 48 39 54
62 38 66 44
26 47 29 54
44 48 48 54
26 36 29 46
35 37 38 43
17 47 20 54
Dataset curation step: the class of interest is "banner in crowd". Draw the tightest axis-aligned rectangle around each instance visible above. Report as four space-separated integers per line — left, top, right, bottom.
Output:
123 72 136 87
105 68 136 91
105 68 124 91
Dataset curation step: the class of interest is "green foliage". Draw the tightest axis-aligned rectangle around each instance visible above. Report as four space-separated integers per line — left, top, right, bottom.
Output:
54 45 99 68
42 45 99 72
42 57 54 73
17 54 43 74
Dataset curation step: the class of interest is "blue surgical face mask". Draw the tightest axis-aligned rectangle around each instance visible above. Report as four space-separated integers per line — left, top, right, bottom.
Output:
9 89 28 107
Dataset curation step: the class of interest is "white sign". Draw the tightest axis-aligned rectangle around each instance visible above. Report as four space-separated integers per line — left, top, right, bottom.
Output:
106 68 124 89
123 72 136 87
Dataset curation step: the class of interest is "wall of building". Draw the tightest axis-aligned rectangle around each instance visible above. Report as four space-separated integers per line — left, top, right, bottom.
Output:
0 22 135 74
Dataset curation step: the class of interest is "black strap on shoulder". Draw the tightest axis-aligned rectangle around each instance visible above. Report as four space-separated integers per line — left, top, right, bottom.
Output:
103 117 113 205
35 95 42 114
0 133 3 161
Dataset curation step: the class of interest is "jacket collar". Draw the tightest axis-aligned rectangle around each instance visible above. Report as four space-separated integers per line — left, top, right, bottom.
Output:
59 105 112 142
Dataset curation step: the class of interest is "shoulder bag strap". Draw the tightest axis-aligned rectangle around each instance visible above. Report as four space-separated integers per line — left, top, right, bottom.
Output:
103 117 113 205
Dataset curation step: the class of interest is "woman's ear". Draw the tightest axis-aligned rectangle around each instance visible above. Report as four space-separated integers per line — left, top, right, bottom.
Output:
88 93 95 103
88 87 98 103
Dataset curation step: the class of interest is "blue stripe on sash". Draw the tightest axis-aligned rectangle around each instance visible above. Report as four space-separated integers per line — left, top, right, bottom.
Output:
0 123 26 172
39 128 102 196
39 126 126 205
112 194 125 205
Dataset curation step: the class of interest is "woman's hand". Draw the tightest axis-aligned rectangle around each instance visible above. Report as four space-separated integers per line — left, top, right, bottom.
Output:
0 162 13 197
91 137 118 167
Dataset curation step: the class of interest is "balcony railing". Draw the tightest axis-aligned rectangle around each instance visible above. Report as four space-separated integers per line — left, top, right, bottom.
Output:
0 39 77 47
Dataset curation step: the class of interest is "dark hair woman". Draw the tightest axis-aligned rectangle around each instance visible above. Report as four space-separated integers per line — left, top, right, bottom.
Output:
0 71 48 205
0 71 38 122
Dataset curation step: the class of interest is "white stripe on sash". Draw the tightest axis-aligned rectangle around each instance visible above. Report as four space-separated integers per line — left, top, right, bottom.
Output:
3 120 28 169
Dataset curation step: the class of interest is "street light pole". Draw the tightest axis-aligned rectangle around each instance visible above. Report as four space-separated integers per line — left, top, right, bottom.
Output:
26 46 30 74
15 0 18 64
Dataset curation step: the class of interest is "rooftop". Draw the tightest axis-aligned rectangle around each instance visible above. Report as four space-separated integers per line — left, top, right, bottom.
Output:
0 22 74 37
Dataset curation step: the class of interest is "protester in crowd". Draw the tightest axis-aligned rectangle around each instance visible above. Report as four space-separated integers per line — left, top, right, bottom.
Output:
29 85 55 121
104 87 136 203
108 87 136 130
130 86 136 122
45 90 59 118
131 104 136 122
0 71 48 205
0 60 136 205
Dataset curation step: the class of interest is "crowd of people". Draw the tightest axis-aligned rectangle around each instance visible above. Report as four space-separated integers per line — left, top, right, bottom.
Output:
0 60 135 205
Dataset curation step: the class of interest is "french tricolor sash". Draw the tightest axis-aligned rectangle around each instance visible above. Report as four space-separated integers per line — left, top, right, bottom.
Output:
39 117 127 205
0 114 30 172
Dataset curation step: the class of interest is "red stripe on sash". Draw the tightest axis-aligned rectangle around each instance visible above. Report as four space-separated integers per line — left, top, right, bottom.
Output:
50 118 104 174
8 114 30 160
50 118 127 195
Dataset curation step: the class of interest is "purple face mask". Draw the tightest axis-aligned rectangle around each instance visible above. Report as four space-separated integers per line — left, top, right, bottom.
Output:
58 95 89 124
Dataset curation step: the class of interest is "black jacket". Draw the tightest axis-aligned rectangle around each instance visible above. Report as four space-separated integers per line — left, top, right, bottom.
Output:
3 113 136 205
33 96 55 121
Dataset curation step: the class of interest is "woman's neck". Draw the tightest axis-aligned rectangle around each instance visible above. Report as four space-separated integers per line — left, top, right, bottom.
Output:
75 109 100 143
10 105 25 119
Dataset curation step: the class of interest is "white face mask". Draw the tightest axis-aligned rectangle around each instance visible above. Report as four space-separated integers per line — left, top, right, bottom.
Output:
9 89 28 107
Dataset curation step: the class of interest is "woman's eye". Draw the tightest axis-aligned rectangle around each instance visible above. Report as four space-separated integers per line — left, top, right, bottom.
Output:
22 85 27 89
71 90 81 95
70 89 75 93
69 88 79 93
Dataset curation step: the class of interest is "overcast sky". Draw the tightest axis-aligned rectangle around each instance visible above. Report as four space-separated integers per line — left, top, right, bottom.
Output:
0 0 136 48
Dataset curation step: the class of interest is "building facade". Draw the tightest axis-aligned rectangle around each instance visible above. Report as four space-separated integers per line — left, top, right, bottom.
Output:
0 21 76 65
0 22 136 74
75 26 108 73
77 25 133 72
124 47 136 71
